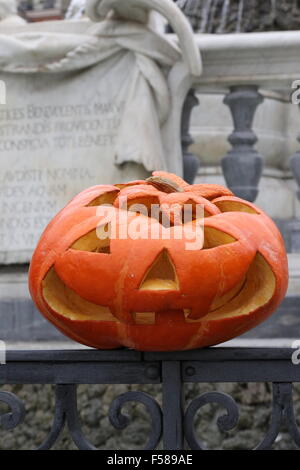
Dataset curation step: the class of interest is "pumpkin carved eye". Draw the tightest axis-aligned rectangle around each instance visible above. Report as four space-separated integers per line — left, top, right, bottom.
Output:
203 227 237 249
213 198 260 214
71 225 111 254
86 191 119 207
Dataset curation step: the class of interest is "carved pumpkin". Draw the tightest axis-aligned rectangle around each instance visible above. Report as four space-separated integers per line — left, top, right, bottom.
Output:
29 171 288 351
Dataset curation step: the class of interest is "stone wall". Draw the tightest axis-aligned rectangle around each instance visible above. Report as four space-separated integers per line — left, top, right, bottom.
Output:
0 382 299 450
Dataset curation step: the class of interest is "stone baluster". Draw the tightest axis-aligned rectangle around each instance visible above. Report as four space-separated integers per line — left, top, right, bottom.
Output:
181 89 200 184
289 132 300 252
221 85 264 202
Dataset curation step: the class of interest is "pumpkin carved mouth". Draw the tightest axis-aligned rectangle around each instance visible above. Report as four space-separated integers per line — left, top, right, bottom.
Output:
42 252 275 325
29 171 288 351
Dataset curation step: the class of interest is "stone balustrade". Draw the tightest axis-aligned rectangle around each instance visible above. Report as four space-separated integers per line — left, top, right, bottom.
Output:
172 31 300 252
175 30 300 333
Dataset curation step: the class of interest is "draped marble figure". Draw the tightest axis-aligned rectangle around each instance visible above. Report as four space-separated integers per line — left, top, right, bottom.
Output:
0 0 26 25
0 0 201 263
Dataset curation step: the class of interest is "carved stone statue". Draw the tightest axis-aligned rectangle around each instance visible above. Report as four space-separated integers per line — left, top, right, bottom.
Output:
65 0 167 32
0 0 201 264
0 0 26 24
65 0 87 19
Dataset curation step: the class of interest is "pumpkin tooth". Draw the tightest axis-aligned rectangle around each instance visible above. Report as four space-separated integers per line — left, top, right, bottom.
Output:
133 312 156 325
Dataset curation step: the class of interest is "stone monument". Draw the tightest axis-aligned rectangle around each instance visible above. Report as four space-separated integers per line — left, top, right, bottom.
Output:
0 0 201 340
0 0 26 25
65 0 87 19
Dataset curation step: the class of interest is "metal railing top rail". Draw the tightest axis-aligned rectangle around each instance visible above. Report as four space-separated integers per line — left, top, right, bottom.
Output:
1 346 297 362
0 347 299 384
0 347 300 450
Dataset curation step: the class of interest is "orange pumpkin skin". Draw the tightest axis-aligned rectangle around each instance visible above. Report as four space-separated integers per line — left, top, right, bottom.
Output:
29 172 288 351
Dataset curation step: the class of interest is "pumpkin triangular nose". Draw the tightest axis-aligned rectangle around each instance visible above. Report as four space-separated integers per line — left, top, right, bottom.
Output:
139 249 179 291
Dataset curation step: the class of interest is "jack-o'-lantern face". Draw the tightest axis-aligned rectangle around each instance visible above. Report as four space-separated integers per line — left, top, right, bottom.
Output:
29 171 288 351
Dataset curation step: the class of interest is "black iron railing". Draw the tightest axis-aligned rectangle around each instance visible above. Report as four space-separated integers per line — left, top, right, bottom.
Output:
0 347 300 450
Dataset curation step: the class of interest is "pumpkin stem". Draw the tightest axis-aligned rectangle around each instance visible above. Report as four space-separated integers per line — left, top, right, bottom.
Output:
146 171 188 193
